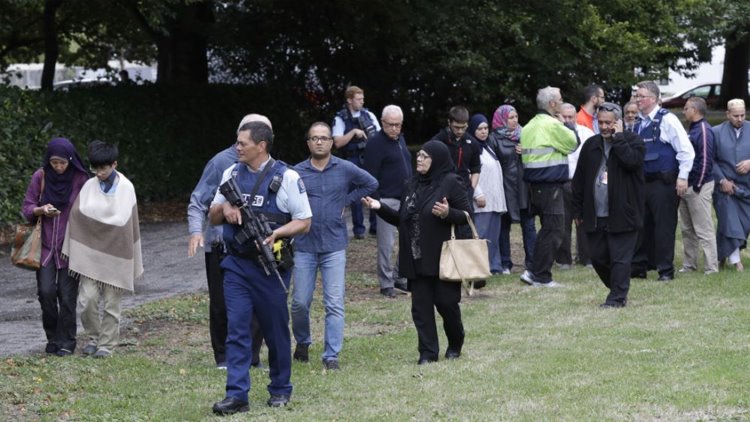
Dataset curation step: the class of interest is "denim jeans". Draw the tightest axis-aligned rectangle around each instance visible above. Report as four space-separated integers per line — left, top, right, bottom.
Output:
291 250 346 362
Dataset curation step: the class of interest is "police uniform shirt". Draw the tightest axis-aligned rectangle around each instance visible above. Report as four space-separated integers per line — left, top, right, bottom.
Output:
638 107 695 180
332 109 381 137
212 157 313 221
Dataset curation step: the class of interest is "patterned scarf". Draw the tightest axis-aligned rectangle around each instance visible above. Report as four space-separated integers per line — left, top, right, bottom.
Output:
492 105 522 142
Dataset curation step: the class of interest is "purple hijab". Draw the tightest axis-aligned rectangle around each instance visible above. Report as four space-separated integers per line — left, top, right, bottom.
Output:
492 105 522 142
42 138 88 210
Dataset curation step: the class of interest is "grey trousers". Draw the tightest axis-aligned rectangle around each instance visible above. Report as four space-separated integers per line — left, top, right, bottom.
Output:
376 197 405 289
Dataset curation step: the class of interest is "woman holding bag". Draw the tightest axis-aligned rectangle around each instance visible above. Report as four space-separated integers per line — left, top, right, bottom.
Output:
362 140 471 364
21 138 89 356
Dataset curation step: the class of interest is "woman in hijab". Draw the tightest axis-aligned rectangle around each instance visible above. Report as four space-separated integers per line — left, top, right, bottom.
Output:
22 137 90 357
362 140 471 364
489 104 537 274
468 113 507 274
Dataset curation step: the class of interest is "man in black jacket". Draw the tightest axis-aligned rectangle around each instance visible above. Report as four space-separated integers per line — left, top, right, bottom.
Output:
572 103 645 308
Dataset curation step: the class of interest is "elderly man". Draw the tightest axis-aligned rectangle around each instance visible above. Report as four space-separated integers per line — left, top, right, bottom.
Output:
333 85 381 239
679 97 718 274
631 80 695 281
291 122 377 369
713 98 750 272
573 103 645 308
363 105 413 297
209 121 312 414
558 103 595 269
576 84 605 134
520 86 579 287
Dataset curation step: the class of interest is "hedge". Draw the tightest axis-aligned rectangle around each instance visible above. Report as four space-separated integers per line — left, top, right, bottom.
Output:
0 84 316 226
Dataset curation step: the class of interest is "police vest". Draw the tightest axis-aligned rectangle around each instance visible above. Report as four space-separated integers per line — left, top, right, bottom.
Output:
223 161 292 255
635 108 678 175
335 107 377 153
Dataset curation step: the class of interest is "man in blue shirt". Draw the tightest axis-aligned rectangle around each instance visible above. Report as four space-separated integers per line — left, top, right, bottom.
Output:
291 122 378 370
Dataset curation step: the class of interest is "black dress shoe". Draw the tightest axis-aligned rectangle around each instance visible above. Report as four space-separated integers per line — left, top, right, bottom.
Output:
599 302 625 309
472 280 486 289
657 274 674 281
631 271 647 279
380 288 397 298
445 349 461 360
267 394 290 407
45 343 58 354
417 357 438 365
293 343 309 363
212 397 249 415
394 281 409 293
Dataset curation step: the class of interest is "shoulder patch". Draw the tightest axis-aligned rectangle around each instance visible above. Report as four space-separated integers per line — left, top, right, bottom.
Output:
297 178 306 194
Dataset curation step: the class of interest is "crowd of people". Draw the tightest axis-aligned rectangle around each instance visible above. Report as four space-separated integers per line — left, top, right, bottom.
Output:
20 81 750 415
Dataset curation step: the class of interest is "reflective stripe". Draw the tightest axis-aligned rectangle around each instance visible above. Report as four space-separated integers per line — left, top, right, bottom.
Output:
523 147 555 155
524 158 569 169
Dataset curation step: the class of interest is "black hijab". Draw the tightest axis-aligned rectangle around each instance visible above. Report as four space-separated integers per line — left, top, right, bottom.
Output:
41 138 88 209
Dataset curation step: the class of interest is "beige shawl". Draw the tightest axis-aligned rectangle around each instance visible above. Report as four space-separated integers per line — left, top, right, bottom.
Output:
62 172 143 292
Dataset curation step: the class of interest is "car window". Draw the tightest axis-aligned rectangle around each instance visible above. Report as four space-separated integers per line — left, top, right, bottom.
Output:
688 85 711 98
714 85 721 96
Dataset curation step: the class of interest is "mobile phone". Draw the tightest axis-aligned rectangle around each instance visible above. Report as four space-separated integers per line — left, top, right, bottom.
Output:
48 207 59 213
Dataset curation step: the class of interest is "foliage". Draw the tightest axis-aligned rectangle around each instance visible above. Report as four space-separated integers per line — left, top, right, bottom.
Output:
0 83 312 227
1 264 749 420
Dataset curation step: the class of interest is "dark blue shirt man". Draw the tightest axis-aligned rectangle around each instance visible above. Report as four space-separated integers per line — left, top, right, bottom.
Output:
291 121 377 370
363 105 413 297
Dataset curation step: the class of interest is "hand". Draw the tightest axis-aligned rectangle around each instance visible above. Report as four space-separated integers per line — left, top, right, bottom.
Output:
38 203 59 217
263 230 278 247
736 159 750 175
720 179 736 195
222 202 242 225
614 119 623 134
432 197 450 219
676 178 688 197
361 196 381 210
188 234 204 257
475 195 487 208
574 218 583 226
515 144 522 155
352 128 366 139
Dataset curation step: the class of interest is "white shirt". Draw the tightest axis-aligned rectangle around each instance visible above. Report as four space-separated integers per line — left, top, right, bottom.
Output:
474 147 507 214
567 125 595 179
212 157 312 220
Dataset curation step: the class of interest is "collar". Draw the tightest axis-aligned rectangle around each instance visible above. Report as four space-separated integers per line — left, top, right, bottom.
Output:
639 106 661 121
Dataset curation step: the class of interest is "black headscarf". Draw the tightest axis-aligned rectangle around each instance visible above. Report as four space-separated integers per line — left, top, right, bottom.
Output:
41 137 88 210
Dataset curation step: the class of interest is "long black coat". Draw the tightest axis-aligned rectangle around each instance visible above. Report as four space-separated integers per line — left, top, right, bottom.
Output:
377 173 471 279
572 131 646 233
489 130 529 221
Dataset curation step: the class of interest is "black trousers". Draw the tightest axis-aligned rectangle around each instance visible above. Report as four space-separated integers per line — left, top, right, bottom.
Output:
587 219 639 305
556 182 591 265
632 179 678 277
205 250 263 365
529 183 565 282
409 276 464 361
36 263 79 351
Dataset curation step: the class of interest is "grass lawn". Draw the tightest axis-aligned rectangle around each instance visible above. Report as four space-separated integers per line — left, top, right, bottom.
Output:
2 234 750 421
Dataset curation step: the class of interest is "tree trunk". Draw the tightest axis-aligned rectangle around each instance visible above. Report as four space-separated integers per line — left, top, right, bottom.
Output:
40 0 62 91
719 29 750 109
155 2 212 84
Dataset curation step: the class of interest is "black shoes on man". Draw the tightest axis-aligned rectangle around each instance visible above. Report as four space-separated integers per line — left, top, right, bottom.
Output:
212 397 249 415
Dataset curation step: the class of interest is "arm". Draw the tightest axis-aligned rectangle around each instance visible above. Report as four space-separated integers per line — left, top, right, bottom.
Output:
435 176 471 225
187 159 225 256
610 131 646 170
663 113 695 180
346 165 379 204
362 196 400 226
332 116 366 149
571 147 585 224
265 218 311 246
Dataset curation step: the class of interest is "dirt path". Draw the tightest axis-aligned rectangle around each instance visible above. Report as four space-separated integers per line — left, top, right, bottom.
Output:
0 222 205 357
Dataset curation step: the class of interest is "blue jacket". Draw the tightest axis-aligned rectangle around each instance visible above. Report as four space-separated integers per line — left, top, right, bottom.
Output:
686 118 715 190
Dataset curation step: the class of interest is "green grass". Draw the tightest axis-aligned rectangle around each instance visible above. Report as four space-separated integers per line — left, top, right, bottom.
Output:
2 267 750 421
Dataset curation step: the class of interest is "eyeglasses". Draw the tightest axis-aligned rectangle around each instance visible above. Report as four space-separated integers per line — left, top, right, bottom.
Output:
416 151 431 160
599 104 620 113
383 121 403 129
307 136 332 143
634 94 655 100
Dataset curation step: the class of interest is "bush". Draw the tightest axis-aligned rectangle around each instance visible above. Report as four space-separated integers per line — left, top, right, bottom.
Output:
0 84 313 226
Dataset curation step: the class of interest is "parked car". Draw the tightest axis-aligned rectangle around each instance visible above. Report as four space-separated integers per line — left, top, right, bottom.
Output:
661 83 721 109
52 78 114 91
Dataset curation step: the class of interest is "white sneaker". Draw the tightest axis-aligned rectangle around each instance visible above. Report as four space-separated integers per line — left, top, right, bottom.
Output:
541 280 562 288
501 269 511 275
520 270 539 286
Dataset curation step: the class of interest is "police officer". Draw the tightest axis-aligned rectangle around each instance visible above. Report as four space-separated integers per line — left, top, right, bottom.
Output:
209 121 312 415
631 80 694 281
332 85 381 239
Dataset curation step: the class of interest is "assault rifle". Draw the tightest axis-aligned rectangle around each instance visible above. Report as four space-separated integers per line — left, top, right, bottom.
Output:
219 177 288 293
